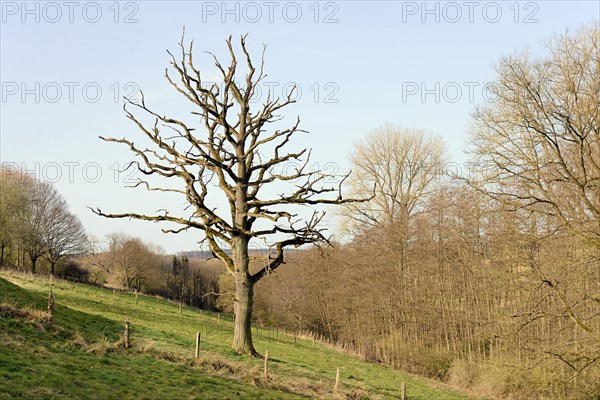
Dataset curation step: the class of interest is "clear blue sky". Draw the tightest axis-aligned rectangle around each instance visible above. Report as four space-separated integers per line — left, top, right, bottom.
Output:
1 1 598 253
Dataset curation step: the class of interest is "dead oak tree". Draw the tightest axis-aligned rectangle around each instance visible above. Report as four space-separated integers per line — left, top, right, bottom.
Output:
92 35 358 356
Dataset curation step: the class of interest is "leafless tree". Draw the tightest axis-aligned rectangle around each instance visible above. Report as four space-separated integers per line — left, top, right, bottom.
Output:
0 168 87 273
469 23 599 247
92 34 359 356
103 233 156 291
42 197 87 275
343 124 447 273
11 176 87 275
343 124 446 231
20 179 59 273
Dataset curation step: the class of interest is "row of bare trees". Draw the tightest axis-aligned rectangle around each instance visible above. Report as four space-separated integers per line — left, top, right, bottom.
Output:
251 24 599 399
87 233 161 291
0 167 87 275
85 235 221 310
255 185 598 397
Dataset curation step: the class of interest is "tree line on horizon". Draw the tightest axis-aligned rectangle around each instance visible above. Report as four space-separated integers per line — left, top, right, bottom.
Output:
0 170 221 310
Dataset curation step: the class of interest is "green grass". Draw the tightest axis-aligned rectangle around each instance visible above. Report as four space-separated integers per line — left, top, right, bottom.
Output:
0 273 482 399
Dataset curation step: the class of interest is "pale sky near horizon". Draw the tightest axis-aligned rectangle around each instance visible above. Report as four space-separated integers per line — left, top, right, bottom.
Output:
1 1 598 253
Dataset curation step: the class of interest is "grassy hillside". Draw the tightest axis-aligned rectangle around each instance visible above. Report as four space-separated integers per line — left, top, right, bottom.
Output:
0 272 481 399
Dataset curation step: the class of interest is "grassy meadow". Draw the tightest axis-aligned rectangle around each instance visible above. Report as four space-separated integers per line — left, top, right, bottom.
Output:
0 272 483 399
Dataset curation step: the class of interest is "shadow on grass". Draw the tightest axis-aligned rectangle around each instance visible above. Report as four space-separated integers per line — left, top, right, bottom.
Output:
0 277 121 342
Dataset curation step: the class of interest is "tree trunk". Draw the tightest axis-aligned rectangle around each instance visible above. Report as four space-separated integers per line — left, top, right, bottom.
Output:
50 260 56 276
30 255 38 274
232 236 257 356
233 273 256 355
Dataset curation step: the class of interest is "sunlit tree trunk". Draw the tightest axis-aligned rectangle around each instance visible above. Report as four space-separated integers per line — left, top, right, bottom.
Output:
232 235 257 355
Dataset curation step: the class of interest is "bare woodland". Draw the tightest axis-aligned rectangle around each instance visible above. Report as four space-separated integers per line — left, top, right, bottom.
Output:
253 24 600 399
0 23 598 399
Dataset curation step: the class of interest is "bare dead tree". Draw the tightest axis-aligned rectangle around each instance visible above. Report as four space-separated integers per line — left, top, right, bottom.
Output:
92 34 360 356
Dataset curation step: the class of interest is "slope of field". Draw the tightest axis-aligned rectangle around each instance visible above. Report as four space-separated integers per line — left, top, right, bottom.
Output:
0 273 480 399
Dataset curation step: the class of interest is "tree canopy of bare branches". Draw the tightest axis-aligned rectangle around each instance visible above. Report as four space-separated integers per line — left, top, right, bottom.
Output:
469 23 600 247
92 34 360 356
344 124 446 231
102 233 157 291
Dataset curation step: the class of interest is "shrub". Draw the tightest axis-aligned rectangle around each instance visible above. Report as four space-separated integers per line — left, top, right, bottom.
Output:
448 359 480 388
57 261 89 283
413 347 454 380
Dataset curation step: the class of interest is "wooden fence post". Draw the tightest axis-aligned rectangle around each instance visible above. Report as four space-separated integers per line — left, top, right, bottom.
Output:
124 317 130 349
264 350 269 379
135 292 138 305
195 332 201 358
401 382 406 400
47 289 54 325
334 366 340 392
